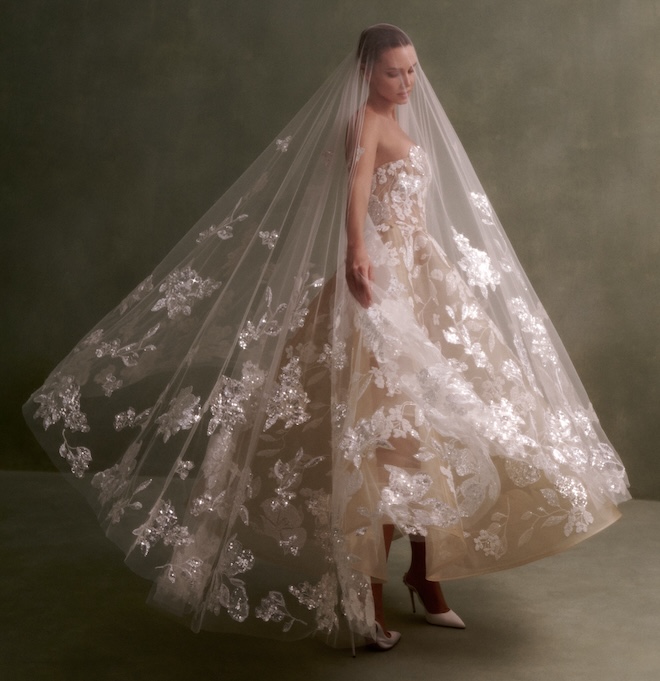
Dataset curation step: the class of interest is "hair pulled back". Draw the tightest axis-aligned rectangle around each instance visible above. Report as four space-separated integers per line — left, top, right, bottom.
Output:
357 23 412 66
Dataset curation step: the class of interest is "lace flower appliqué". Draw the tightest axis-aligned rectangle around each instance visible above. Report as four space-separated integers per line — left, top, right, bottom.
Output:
206 536 255 622
207 361 266 435
132 499 193 556
452 227 501 297
33 374 89 433
259 230 279 249
94 367 123 396
470 192 496 226
152 268 221 319
59 431 92 478
265 357 311 430
156 386 201 442
275 136 292 152
289 572 338 634
255 591 306 632
509 297 559 367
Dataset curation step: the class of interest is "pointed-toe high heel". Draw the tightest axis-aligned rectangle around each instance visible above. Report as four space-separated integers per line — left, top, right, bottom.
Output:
403 575 466 629
366 622 402 651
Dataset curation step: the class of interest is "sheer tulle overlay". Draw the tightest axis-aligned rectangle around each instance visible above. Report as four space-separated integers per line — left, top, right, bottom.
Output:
24 45 629 646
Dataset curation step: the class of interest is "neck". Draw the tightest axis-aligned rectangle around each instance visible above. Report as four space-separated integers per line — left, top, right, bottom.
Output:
367 95 397 120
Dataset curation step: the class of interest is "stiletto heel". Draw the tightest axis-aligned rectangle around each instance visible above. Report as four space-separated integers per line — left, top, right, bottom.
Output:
407 584 417 613
403 575 466 629
365 622 402 651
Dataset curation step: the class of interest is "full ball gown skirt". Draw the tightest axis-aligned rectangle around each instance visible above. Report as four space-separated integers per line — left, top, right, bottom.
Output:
24 143 629 643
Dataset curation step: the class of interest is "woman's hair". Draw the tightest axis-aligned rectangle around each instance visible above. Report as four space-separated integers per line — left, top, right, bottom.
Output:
357 24 412 65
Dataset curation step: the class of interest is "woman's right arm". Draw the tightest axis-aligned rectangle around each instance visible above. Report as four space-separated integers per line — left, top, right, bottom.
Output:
345 114 379 308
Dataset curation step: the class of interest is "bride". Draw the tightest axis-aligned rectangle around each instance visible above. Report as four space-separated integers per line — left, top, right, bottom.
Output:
24 24 629 651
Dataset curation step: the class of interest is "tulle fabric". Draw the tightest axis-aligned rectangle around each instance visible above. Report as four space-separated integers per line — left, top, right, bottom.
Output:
23 38 629 647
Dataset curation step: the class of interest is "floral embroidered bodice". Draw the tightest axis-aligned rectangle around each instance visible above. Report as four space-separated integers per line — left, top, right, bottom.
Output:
368 145 430 233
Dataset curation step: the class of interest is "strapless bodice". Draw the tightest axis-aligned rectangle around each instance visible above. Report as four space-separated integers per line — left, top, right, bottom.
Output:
368 145 430 232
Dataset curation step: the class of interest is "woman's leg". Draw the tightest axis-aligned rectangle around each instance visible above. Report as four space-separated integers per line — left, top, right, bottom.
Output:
404 535 450 613
371 524 395 630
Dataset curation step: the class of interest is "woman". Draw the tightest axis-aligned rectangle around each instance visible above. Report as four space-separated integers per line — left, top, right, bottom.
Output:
345 29 467 647
24 25 629 651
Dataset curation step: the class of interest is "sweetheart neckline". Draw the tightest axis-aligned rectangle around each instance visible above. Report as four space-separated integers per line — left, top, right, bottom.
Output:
373 144 420 174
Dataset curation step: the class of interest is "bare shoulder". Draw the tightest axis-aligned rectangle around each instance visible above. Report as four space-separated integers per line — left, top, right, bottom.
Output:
360 107 383 148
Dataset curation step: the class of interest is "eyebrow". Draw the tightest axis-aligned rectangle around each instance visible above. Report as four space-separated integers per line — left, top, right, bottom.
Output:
385 63 418 71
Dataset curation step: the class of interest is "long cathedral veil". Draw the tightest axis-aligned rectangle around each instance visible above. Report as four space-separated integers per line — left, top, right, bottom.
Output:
23 26 629 646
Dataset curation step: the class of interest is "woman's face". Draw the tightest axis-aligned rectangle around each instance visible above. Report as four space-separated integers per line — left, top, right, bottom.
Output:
368 45 418 106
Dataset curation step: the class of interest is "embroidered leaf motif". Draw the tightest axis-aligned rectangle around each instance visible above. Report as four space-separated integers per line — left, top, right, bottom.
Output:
58 431 91 478
197 197 248 243
96 324 161 367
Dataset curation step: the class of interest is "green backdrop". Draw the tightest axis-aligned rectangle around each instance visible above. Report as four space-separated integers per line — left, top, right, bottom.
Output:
3 1 658 499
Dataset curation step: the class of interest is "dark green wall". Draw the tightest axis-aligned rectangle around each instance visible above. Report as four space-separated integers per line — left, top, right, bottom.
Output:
3 1 658 498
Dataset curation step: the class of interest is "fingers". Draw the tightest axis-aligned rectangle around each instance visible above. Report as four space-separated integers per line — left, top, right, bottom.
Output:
346 268 372 308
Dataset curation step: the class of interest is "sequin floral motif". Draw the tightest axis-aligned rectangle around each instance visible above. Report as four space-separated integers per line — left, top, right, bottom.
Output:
259 230 279 249
160 557 205 591
156 386 201 442
265 357 311 430
33 374 89 433
369 145 429 231
197 198 248 243
239 275 322 349
318 341 347 371
92 444 141 505
94 367 123 396
91 443 153 523
151 268 221 319
114 406 152 431
275 136 292 152
470 192 496 226
132 499 193 556
256 448 325 557
269 448 324 508
106 479 153 524
239 286 287 349
341 406 418 469
379 465 459 535
289 572 338 634
256 591 306 632
452 227 501 297
509 297 558 367
208 361 266 435
175 460 195 480
58 430 92 478
207 536 255 622
95 324 160 367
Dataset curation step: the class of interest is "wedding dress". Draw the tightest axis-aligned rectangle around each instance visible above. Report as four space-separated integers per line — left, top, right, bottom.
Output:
24 39 629 646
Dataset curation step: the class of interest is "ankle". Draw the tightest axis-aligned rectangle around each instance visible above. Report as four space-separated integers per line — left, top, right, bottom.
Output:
403 569 428 586
403 574 450 614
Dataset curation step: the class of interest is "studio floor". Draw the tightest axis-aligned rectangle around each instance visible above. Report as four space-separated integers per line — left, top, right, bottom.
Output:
0 471 658 681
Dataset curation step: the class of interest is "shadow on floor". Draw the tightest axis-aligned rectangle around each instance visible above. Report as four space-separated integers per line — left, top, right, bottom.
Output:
1 472 658 681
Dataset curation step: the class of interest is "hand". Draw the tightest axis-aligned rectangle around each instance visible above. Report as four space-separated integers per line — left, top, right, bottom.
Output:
346 245 373 308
